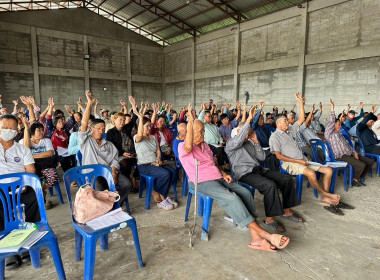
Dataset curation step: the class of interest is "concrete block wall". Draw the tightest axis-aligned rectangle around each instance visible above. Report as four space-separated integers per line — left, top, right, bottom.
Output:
131 50 162 77
240 16 301 64
164 81 192 109
0 30 32 66
161 0 380 117
37 36 84 69
0 9 162 112
132 82 162 105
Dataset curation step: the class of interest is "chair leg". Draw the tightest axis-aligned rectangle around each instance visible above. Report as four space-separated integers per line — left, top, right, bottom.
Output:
201 198 213 241
83 237 98 280
129 219 144 268
48 235 67 280
30 247 41 268
100 234 108 251
348 165 353 187
172 180 178 202
75 230 83 262
182 176 188 197
48 187 54 196
343 169 348 192
144 179 154 210
329 169 338 193
55 182 64 204
125 198 131 214
314 173 321 198
184 193 192 222
0 259 4 280
296 175 303 203
139 176 145 199
198 197 204 216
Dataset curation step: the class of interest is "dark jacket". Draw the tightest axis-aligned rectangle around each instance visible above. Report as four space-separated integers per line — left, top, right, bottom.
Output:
356 112 379 153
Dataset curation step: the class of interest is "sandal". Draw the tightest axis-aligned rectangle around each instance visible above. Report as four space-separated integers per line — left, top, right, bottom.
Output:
336 202 354 209
270 234 290 249
248 239 277 253
324 205 344 215
157 200 173 210
5 255 21 270
280 213 304 223
263 220 285 233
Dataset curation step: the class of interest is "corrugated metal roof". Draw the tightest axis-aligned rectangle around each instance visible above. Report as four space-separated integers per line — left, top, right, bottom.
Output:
0 0 309 45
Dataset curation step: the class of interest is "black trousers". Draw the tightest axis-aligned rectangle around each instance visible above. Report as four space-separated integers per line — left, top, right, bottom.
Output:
371 145 380 155
260 150 280 171
336 155 374 180
239 166 299 217
119 157 139 179
0 187 41 231
58 155 76 172
208 145 226 166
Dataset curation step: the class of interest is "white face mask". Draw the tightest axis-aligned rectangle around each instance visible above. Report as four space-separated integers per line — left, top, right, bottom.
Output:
0 129 17 141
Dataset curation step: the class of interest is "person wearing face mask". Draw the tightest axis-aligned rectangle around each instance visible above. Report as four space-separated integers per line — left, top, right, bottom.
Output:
0 114 40 269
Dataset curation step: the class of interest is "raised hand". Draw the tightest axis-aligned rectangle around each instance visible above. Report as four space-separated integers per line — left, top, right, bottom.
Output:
85 90 93 103
64 105 70 111
20 96 30 105
145 102 150 110
295 92 303 103
236 101 241 109
162 100 166 107
12 100 18 106
120 100 126 107
187 104 193 121
360 102 364 108
311 104 315 112
371 105 377 113
128 96 136 105
259 102 264 110
330 98 334 111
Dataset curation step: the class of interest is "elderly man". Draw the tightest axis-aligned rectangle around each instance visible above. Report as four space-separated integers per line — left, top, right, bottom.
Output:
218 101 241 142
269 93 347 215
226 106 301 233
325 99 373 186
79 90 132 208
356 105 380 154
173 123 187 158
179 104 290 252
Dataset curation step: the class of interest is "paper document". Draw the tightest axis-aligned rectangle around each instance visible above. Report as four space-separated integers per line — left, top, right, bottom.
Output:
0 228 37 253
262 147 270 151
307 161 323 167
57 146 69 157
86 209 133 230
22 231 49 249
307 161 347 168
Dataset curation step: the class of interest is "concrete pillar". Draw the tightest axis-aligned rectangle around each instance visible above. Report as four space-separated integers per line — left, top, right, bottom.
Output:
126 42 132 96
297 2 309 96
30 27 40 105
161 47 164 102
190 37 196 106
83 35 90 90
233 24 241 101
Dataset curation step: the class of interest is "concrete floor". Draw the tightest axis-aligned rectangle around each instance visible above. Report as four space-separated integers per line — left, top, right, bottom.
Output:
5 170 380 280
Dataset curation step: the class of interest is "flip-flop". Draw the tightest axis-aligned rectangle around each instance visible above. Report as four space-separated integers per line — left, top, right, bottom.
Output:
263 220 286 233
5 255 21 270
270 234 290 249
248 239 277 253
336 202 355 209
324 205 344 215
280 213 304 223
20 252 31 264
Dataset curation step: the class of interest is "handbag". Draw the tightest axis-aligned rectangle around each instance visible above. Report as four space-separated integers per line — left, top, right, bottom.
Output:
73 183 120 224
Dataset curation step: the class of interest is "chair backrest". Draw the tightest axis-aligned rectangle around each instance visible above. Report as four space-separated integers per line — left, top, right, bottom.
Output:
324 140 337 162
76 151 82 166
63 165 118 218
309 138 330 164
340 129 354 148
0 173 47 233
357 136 365 151
102 133 107 139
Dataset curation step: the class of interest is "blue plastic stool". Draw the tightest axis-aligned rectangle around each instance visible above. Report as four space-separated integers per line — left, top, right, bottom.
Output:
63 165 143 280
48 181 64 204
0 173 66 280
184 185 214 241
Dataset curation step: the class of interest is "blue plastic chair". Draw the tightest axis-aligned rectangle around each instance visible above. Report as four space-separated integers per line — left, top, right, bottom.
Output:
48 181 64 204
63 165 143 280
184 185 214 241
310 139 352 196
324 140 353 189
138 170 178 210
0 173 66 280
357 136 380 177
172 139 188 196
279 160 305 203
76 150 82 166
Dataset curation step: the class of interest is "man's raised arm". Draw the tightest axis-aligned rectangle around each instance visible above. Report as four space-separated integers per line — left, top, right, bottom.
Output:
81 90 93 133
184 104 194 154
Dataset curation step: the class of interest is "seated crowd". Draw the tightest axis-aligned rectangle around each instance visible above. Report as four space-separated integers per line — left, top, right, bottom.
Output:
0 91 379 255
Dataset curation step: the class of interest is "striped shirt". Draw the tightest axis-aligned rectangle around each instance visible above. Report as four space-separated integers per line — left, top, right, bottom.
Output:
325 111 356 159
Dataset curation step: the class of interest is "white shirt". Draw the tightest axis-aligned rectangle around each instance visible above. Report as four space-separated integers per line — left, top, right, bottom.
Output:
0 141 35 175
158 131 167 146
19 138 54 155
373 119 380 136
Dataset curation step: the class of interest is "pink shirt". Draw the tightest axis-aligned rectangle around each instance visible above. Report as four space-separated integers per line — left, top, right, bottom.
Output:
178 141 222 184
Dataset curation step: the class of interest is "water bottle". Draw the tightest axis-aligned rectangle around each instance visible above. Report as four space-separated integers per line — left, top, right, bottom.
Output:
360 147 365 156
19 222 38 230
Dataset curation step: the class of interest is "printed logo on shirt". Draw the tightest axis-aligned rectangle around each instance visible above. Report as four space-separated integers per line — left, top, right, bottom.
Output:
32 146 46 154
14 157 21 163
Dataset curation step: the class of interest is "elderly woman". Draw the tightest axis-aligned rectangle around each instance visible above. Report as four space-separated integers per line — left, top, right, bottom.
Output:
150 104 174 158
132 98 177 210
325 99 374 186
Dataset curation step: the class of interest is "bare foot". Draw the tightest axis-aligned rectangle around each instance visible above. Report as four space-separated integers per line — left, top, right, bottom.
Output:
282 212 303 222
321 195 340 205
269 234 290 249
248 238 277 253
152 191 162 203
